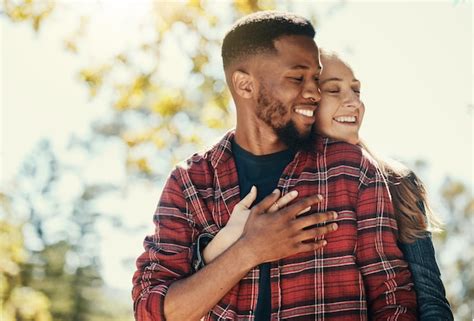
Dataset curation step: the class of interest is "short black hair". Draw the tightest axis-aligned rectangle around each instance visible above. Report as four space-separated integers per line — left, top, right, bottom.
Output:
222 11 316 70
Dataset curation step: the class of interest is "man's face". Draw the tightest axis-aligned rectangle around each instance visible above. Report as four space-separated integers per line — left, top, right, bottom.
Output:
256 83 317 150
252 35 321 149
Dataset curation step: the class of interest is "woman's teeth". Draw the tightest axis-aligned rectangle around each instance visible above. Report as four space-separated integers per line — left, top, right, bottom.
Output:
295 109 314 117
334 116 356 123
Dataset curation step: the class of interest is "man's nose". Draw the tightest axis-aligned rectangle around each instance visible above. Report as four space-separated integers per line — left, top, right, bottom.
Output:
302 81 321 103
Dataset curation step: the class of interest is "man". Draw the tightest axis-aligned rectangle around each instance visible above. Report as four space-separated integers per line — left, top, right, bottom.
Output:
132 11 417 321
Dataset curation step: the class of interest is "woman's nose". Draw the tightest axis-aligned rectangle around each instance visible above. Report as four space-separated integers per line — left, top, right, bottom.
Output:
344 92 362 108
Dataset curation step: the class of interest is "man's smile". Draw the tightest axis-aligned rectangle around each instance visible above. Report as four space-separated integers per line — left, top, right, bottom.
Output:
295 108 315 117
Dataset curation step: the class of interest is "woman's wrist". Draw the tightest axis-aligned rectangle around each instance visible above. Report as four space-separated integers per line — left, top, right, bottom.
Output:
203 226 241 263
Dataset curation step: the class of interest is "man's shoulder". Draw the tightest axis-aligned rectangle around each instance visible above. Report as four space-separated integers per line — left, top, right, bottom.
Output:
173 149 215 176
170 131 234 180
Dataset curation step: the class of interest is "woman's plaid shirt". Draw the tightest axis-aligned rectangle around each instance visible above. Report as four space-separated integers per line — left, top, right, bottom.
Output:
132 131 417 320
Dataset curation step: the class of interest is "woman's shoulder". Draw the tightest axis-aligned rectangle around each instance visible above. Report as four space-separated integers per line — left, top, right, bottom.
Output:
323 138 383 175
323 138 364 164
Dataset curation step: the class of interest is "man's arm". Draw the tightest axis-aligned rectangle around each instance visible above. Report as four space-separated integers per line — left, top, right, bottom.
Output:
133 171 337 321
132 171 195 321
355 157 418 320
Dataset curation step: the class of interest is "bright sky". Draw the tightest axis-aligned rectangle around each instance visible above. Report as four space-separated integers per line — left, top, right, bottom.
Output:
1 0 472 291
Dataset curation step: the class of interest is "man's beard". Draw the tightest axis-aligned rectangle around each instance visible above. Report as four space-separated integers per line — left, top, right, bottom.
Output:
274 121 316 152
256 87 316 151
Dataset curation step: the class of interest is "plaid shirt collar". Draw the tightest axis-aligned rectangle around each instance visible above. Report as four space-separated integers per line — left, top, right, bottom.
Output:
207 129 327 220
208 129 326 170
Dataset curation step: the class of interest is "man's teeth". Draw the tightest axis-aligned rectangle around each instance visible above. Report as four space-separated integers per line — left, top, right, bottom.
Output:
334 116 356 123
295 109 314 117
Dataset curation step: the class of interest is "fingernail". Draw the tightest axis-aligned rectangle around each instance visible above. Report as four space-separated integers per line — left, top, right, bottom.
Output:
289 190 298 197
322 240 327 246
317 194 323 201
272 189 279 194
303 206 311 212
332 223 338 230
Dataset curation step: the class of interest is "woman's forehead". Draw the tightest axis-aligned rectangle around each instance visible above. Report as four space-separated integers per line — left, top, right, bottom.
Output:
320 55 355 79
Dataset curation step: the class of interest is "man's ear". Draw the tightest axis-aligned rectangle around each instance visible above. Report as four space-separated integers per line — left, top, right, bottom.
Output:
231 70 254 99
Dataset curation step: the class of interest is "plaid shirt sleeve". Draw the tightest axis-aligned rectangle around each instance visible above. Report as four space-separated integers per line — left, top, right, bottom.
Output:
132 169 197 321
356 155 417 320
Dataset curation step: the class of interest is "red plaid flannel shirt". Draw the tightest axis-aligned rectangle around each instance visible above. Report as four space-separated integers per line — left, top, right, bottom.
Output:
132 131 417 320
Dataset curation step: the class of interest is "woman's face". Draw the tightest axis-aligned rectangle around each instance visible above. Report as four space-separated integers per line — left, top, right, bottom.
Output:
315 55 365 144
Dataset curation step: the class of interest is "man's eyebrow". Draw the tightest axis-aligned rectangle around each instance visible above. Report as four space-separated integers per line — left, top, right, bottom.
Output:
289 64 322 71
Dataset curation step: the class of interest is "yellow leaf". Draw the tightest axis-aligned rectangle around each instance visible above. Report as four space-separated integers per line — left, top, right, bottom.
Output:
151 90 183 116
64 39 78 53
133 158 152 174
151 133 166 149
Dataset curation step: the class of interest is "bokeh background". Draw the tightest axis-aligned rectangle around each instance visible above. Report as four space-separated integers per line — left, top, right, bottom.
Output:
1 0 472 320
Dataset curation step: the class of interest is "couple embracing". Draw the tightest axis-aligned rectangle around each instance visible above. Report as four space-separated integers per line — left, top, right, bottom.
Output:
133 11 453 321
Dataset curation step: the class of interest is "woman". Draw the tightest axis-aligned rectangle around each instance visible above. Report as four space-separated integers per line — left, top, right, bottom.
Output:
193 51 453 320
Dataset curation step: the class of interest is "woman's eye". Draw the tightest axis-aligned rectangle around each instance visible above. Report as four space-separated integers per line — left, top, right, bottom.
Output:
325 89 339 93
353 88 361 94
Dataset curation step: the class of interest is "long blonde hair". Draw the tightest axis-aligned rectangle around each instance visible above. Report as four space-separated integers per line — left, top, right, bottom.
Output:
359 140 442 243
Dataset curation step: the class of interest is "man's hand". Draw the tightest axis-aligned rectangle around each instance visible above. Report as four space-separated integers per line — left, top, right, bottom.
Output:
205 186 303 263
239 189 338 266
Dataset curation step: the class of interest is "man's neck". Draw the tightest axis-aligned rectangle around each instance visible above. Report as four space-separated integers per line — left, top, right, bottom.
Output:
234 122 288 156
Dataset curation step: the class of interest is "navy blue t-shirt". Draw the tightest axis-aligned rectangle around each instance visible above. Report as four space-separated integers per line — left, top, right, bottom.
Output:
232 140 295 321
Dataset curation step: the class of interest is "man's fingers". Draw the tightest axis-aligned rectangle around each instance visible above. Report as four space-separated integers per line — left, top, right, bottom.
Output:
297 240 328 253
236 186 257 210
297 206 311 216
295 195 323 216
268 190 299 213
297 223 338 242
251 189 281 214
280 194 324 218
293 211 338 230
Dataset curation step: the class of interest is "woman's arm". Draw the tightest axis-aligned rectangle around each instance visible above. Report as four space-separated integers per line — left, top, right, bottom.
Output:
399 235 454 321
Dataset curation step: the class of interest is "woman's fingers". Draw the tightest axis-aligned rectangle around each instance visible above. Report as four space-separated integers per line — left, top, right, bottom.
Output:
234 186 257 212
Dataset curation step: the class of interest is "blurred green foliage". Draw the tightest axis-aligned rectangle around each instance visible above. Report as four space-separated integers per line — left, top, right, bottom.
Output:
1 142 128 320
434 178 474 319
0 217 52 321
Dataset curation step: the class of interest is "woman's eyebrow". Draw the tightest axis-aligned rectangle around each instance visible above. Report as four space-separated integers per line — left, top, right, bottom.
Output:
320 78 361 85
319 77 342 85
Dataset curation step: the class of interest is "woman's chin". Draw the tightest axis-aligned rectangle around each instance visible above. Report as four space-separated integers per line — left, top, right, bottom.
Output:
339 134 359 145
346 136 360 145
